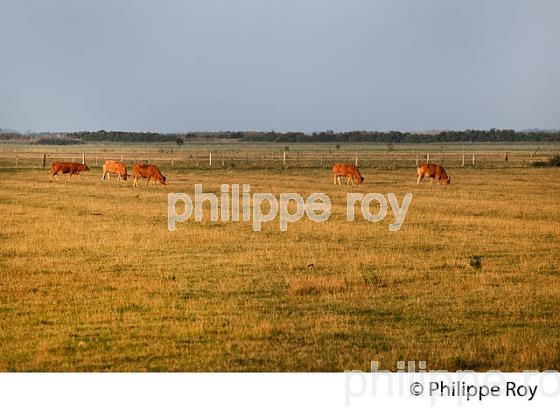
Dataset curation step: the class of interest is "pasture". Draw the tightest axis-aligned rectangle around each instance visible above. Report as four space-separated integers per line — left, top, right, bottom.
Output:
0 163 559 371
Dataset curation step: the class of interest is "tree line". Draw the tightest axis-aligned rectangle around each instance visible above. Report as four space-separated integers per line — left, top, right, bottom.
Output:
71 129 560 143
1 129 559 144
234 129 560 143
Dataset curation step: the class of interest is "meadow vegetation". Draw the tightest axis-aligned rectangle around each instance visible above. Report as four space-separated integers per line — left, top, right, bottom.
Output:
0 165 559 371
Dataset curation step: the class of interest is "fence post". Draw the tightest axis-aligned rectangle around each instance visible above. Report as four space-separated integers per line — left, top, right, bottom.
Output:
82 153 85 164
472 153 476 166
426 153 430 163
504 152 508 163
171 157 174 167
462 150 465 167
283 151 287 168
222 152 225 167
95 157 98 167
355 152 358 167
209 152 212 167
415 153 419 166
16 155 19 168
320 155 324 168
120 154 123 162
42 153 47 168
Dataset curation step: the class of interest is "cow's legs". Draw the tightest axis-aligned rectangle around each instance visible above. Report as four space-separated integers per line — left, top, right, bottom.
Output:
146 176 151 186
430 178 434 187
333 174 337 185
417 174 423 185
133 175 138 188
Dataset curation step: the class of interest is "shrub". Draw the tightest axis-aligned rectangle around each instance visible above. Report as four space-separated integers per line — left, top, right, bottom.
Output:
532 155 560 167
468 255 483 270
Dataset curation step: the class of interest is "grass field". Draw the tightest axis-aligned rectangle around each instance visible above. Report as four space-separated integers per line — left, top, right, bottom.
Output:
1 165 559 371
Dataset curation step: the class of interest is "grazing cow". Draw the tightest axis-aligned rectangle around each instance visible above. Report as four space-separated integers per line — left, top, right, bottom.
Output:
50 162 89 180
332 163 364 185
101 160 128 181
132 164 166 187
416 163 451 186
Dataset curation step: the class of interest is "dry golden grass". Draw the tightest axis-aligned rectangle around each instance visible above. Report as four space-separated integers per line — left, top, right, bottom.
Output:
0 165 559 371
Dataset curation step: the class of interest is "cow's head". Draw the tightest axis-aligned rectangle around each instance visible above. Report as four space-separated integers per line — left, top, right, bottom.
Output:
83 165 90 171
355 175 364 184
444 176 451 185
159 175 167 185
122 173 129 181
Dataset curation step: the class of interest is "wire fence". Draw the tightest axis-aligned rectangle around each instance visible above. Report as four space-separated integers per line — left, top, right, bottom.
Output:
0 148 558 170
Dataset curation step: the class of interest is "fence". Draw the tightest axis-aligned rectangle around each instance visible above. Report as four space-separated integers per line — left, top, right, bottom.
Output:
0 148 558 170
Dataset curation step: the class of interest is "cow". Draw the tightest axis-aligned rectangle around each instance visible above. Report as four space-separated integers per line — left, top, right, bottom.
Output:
332 163 364 185
50 162 89 181
101 160 128 181
416 163 451 186
132 164 166 187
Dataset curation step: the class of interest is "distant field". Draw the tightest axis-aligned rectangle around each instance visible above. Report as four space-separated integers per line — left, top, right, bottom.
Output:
1 164 559 371
1 140 559 153
0 141 558 169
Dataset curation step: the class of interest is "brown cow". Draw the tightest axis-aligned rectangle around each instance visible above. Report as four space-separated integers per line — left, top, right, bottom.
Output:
50 162 89 181
332 163 364 185
132 164 166 187
416 163 451 186
101 160 128 181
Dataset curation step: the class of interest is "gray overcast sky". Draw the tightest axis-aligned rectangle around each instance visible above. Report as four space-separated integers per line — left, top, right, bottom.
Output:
1 0 559 133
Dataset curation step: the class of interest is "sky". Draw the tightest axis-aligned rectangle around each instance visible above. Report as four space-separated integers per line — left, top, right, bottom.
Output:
1 0 559 133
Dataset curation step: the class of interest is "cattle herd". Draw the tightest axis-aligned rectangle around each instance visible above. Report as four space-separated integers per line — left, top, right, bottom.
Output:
50 160 166 187
49 160 451 187
332 162 451 186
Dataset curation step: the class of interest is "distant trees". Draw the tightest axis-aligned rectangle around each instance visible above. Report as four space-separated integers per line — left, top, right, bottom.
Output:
3 129 559 144
0 133 27 141
32 137 83 145
235 129 560 143
69 130 177 143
